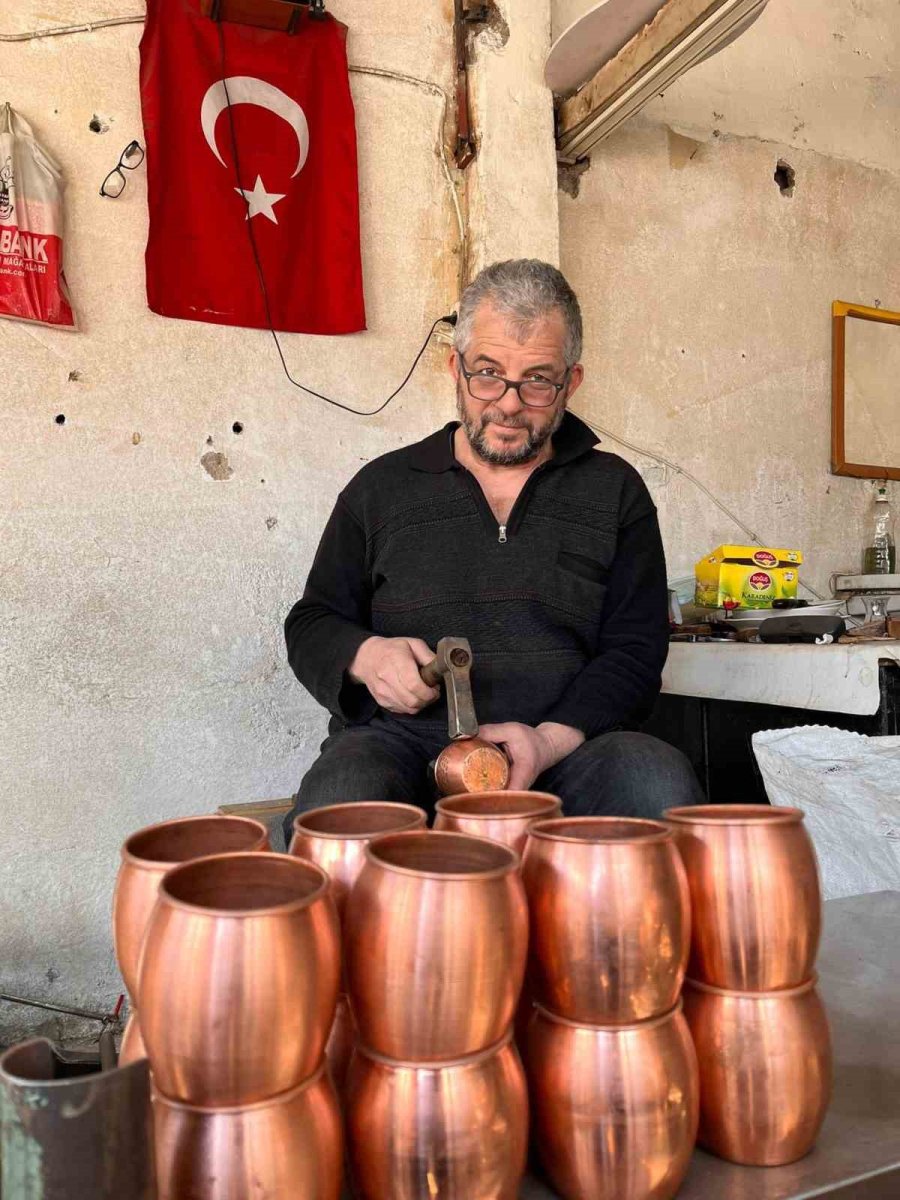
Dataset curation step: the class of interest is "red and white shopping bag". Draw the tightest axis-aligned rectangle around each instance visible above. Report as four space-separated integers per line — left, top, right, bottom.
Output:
0 101 76 328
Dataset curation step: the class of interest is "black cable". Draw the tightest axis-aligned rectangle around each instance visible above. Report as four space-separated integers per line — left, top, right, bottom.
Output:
213 18 455 417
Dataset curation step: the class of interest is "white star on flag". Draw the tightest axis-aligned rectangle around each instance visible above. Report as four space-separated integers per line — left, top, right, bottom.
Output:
235 175 286 224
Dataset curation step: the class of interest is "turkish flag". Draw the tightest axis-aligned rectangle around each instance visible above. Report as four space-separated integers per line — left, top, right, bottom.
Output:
139 0 365 334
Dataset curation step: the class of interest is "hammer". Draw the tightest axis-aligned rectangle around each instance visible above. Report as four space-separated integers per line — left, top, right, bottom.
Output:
420 637 510 795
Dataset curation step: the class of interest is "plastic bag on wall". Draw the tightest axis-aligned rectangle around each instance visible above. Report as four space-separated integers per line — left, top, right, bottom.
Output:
753 725 900 899
0 101 75 328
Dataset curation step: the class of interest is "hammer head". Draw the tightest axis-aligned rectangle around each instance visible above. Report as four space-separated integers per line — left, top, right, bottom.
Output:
427 636 478 740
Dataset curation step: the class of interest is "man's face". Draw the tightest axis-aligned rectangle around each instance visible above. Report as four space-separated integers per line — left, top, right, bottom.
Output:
450 304 583 466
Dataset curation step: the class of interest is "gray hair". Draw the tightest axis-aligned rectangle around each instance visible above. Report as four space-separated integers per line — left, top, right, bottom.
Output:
454 259 583 366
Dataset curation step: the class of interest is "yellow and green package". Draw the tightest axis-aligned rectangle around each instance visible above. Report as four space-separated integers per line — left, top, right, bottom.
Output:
694 545 803 610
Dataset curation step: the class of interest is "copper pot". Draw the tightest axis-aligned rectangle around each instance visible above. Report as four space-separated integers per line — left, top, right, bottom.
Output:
527 1002 698 1200
345 831 527 1060
346 1032 528 1200
113 815 269 998
521 817 690 1024
434 737 510 795
326 993 357 1095
683 975 832 1166
139 852 340 1105
665 804 821 990
119 1010 147 1067
154 1059 343 1200
289 801 426 922
435 791 561 855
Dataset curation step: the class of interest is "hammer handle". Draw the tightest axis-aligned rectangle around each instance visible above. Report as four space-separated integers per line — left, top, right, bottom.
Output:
419 658 443 689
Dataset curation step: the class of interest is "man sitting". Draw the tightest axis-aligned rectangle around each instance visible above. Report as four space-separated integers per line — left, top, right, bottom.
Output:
283 258 702 838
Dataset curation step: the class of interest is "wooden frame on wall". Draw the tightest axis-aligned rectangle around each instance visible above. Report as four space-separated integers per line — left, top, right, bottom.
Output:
831 299 900 481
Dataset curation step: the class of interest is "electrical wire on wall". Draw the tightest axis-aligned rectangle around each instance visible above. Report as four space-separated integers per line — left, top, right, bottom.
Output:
580 414 828 601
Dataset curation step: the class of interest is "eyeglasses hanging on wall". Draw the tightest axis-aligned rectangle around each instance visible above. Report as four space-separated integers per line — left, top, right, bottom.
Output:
99 140 145 198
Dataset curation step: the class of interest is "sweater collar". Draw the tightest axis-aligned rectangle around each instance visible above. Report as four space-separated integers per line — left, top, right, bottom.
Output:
409 411 601 473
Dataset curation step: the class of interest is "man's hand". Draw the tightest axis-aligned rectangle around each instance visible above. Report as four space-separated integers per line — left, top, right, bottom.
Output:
348 636 440 715
477 721 585 790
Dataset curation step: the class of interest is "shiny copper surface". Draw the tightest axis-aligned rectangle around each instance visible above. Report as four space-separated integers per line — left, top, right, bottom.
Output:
435 791 561 855
665 804 822 990
527 1002 698 1200
326 993 357 1095
683 975 832 1166
346 1033 528 1200
113 815 269 998
522 818 690 1024
119 1010 147 1067
139 852 340 1105
345 831 527 1060
288 802 426 922
154 1060 343 1200
434 737 510 795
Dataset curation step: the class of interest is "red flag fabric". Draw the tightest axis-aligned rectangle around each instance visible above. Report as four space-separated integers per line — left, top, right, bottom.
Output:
139 0 365 334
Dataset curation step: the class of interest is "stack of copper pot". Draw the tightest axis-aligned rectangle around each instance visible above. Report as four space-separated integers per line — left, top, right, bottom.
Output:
521 816 700 1200
665 804 832 1167
113 815 344 1200
287 801 428 1091
318 809 533 1200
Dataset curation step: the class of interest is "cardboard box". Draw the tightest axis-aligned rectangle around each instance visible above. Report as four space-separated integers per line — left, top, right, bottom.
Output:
695 545 803 610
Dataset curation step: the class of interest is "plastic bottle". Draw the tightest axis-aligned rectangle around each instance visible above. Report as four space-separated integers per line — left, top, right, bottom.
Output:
863 486 896 574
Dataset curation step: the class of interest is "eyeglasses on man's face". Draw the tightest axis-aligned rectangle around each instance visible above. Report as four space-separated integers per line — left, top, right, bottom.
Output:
457 353 570 409
100 140 145 198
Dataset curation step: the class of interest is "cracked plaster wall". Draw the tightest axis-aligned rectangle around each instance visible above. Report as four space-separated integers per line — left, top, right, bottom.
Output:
0 0 558 1038
560 0 900 595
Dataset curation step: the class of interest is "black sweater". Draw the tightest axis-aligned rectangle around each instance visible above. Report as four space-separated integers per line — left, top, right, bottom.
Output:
285 413 670 738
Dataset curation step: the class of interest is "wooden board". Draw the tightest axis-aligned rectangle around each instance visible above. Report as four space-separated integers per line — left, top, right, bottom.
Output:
545 0 667 96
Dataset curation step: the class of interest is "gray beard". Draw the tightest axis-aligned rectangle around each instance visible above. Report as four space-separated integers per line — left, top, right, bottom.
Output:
456 383 565 466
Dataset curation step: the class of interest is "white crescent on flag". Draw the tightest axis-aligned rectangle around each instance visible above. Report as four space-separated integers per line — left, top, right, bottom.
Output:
200 76 310 178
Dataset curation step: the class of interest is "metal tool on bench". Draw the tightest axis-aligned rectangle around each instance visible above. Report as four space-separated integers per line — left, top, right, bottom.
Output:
419 636 510 795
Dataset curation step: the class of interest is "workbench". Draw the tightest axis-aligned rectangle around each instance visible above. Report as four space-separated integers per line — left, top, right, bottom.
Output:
645 642 900 803
521 890 900 1199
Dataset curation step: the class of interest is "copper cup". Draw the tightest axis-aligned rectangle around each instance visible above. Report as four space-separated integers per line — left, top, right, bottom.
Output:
119 1010 147 1067
139 852 340 1105
113 815 269 998
683 974 832 1166
666 804 821 990
346 1032 528 1200
289 801 426 922
154 1059 343 1200
345 830 527 1060
434 737 510 795
527 1002 698 1200
522 817 690 1024
435 791 562 855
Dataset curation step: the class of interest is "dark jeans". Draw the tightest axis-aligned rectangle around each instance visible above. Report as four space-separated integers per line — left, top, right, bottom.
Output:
283 716 704 845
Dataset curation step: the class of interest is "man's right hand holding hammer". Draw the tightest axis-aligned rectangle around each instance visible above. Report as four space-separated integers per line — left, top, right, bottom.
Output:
348 636 440 717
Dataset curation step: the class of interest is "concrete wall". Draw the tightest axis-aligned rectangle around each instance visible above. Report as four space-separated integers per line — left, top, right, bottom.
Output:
560 0 900 595
0 0 559 1039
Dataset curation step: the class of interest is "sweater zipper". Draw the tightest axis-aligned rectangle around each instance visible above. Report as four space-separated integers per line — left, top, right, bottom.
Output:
500 463 548 541
462 461 549 543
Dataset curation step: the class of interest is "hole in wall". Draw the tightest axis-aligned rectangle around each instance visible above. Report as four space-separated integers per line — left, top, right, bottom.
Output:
55 413 66 425
232 421 243 434
774 160 795 196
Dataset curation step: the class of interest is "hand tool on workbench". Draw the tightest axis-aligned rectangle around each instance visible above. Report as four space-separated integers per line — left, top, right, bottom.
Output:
420 636 510 795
